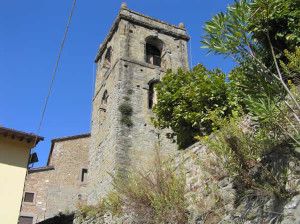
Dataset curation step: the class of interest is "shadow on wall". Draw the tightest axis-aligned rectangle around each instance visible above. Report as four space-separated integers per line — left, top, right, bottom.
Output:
37 214 74 224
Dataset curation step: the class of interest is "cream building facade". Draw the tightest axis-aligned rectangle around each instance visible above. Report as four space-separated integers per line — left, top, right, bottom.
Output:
0 127 43 224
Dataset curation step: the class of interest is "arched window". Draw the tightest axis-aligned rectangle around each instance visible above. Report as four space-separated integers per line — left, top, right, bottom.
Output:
104 47 112 67
101 90 108 105
148 80 160 109
145 37 164 67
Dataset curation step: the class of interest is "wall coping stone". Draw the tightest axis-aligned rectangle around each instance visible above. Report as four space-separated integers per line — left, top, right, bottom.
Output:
28 166 54 173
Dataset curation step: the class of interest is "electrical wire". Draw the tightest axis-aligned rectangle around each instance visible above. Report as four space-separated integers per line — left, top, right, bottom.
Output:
30 0 77 166
187 31 193 69
19 1 78 218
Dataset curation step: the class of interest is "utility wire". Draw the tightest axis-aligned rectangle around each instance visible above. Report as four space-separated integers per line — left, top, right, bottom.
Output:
187 31 193 69
90 62 95 130
30 0 77 166
20 1 77 216
190 35 193 69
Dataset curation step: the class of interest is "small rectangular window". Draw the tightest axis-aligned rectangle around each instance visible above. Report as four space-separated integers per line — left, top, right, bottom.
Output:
24 192 34 203
81 168 88 182
18 216 33 224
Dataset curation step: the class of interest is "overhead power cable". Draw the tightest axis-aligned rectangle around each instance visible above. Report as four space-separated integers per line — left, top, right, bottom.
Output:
30 0 77 166
187 31 193 69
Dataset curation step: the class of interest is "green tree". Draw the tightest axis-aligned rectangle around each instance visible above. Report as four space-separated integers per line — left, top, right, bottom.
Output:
248 0 300 66
201 0 300 123
152 64 239 149
153 0 300 149
280 46 300 81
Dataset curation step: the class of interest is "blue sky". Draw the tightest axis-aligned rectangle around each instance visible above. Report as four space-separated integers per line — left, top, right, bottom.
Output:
0 0 236 167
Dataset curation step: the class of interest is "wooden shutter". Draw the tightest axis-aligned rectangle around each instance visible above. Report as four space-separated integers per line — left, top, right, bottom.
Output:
24 192 34 202
18 216 33 224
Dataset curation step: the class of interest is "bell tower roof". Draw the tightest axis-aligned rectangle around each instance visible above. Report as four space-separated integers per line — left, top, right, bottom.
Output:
95 3 190 62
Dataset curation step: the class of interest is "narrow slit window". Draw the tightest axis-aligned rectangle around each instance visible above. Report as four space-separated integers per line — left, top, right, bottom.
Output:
18 216 33 224
81 168 88 182
149 81 160 109
24 192 34 203
104 47 112 67
101 90 108 105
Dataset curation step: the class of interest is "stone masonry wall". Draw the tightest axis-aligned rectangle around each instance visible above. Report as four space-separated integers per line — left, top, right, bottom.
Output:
20 167 54 223
20 134 90 223
88 37 121 204
88 4 190 205
75 141 300 224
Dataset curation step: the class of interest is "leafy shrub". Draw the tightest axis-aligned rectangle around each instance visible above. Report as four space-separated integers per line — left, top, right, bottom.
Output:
198 111 294 199
119 102 133 127
123 96 130 101
120 115 133 127
78 191 122 222
119 103 133 116
127 89 134 95
201 0 300 131
152 64 241 149
79 205 98 218
248 0 300 66
280 46 300 84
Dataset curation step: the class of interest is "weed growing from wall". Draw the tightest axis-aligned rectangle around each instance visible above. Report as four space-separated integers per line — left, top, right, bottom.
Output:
119 103 133 115
77 146 187 223
123 96 130 101
197 111 298 200
127 89 134 95
119 89 134 127
112 146 187 223
77 191 122 222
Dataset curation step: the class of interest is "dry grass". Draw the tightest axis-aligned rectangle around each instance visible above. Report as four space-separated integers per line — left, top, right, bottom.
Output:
112 146 187 223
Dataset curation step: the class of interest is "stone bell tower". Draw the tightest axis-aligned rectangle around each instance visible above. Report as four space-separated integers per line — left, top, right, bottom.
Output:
88 3 190 205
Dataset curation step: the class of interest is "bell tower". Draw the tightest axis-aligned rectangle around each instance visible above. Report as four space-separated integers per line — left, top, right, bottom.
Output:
88 3 190 204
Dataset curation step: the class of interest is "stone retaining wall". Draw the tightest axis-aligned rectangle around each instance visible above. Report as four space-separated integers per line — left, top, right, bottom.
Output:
74 141 300 224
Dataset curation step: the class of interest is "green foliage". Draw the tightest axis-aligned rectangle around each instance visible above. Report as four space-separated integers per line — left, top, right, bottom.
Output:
201 0 253 59
79 205 99 218
101 191 123 216
245 94 280 127
120 115 133 127
201 0 300 69
201 0 300 138
280 46 300 82
79 191 122 221
152 64 240 149
119 102 133 127
127 89 134 95
123 96 130 101
248 0 300 65
119 103 133 116
201 0 283 93
199 112 290 198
